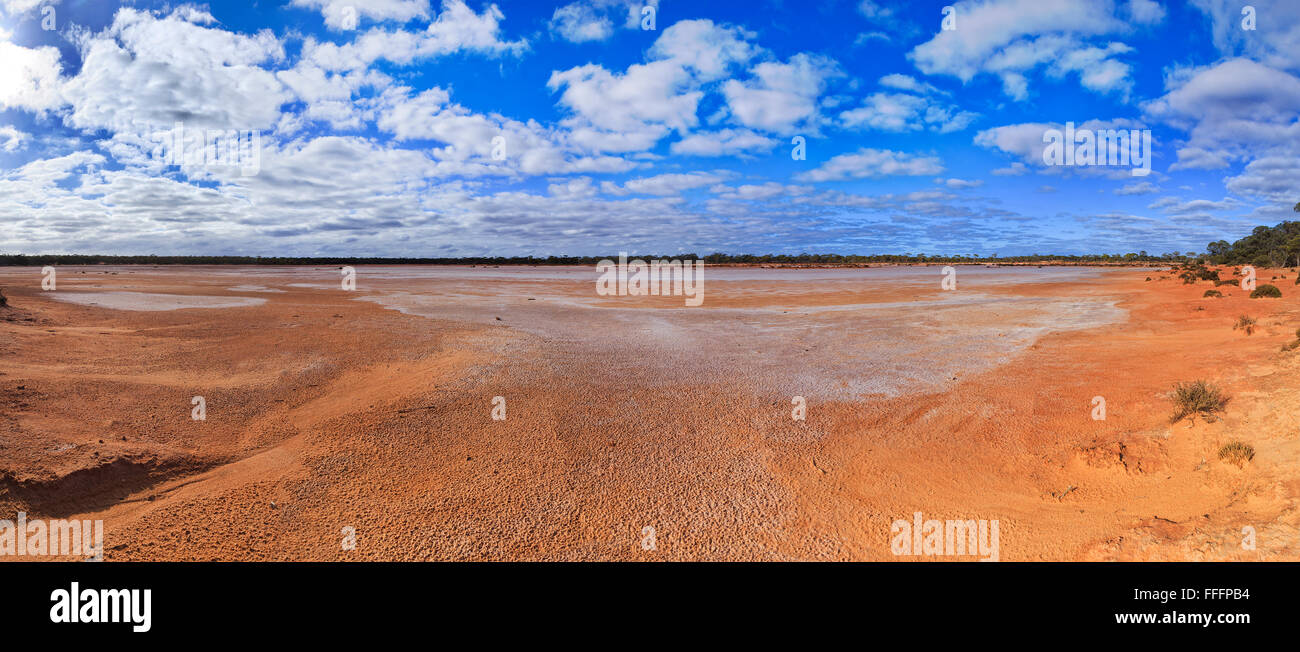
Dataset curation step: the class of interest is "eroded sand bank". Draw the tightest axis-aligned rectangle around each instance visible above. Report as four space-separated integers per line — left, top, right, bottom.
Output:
1 264 1297 561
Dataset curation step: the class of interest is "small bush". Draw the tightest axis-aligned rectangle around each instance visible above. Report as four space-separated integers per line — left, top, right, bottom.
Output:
1203 290 1223 298
0 288 6 308
1250 284 1282 298
1218 441 1254 467
1215 279 1236 287
1170 380 1229 423
1233 315 1257 334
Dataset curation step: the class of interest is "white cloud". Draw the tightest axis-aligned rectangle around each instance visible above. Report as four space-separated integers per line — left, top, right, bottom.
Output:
0 125 27 152
547 20 758 153
974 119 1143 173
722 53 839 135
291 0 431 30
1115 180 1158 195
0 41 63 113
669 129 776 157
549 2 614 43
647 18 758 82
61 8 289 132
878 73 942 95
0 0 56 16
549 1 653 43
937 178 984 189
1190 0 1300 72
795 148 943 182
711 182 812 201
1225 156 1300 205
908 0 1135 100
377 86 636 176
1125 0 1166 24
1143 58 1300 170
841 91 977 133
303 0 527 71
548 176 598 199
603 172 728 196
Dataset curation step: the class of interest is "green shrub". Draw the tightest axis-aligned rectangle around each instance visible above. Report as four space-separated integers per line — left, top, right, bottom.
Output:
1218 441 1254 467
1215 279 1236 287
1170 380 1229 423
1203 290 1223 298
1250 284 1282 298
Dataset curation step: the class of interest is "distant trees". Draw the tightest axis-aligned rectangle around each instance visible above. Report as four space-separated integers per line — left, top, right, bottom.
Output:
1205 220 1300 267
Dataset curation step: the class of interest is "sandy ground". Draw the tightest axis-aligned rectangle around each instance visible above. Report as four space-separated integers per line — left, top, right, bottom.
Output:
1 264 1298 561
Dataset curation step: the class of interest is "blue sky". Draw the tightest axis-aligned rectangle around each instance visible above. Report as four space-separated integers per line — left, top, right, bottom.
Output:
1 0 1298 257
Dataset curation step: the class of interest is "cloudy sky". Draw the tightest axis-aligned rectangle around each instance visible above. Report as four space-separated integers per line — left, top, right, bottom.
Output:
1 0 1297 257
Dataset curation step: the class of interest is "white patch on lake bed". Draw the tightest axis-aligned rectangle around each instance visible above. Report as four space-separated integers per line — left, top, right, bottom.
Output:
50 292 266 311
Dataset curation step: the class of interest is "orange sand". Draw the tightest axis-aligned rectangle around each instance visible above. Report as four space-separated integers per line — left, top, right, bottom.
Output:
1 264 1298 560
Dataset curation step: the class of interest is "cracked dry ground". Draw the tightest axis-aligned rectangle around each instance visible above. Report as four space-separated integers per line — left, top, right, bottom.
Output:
1 265 1298 560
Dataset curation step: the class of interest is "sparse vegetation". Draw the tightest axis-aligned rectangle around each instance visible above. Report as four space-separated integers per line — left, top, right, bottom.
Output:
1215 279 1237 287
1250 284 1282 298
0 288 6 308
1234 315 1258 335
1171 380 1230 423
1203 290 1223 298
1217 441 1255 467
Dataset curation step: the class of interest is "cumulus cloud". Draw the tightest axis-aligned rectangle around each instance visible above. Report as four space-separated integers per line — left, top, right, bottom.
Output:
548 19 758 153
60 7 289 133
974 118 1146 177
0 125 27 151
0 0 57 16
291 0 431 30
602 171 728 196
1115 180 1158 195
909 0 1136 101
549 2 615 42
722 53 840 135
0 40 64 113
841 91 977 133
669 129 776 157
1190 0 1300 72
302 0 527 71
795 148 944 182
1143 58 1300 170
1124 0 1166 24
